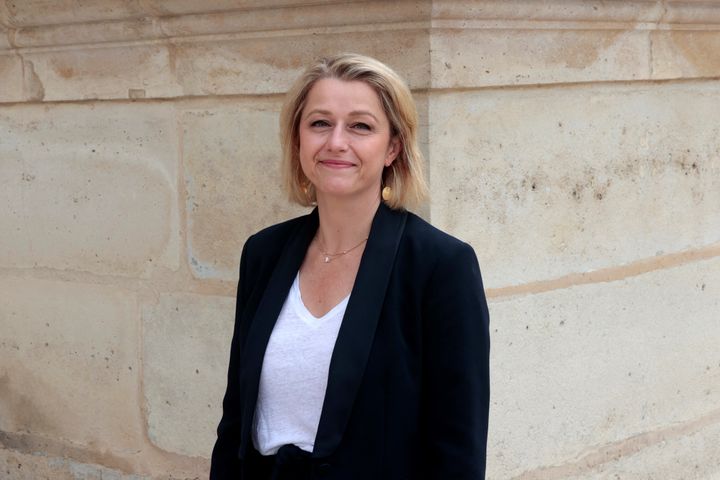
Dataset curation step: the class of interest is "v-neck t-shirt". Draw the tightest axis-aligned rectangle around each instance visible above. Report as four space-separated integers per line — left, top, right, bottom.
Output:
252 272 351 455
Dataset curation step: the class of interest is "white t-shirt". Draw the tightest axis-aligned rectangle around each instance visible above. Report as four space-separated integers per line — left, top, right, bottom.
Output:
252 272 350 455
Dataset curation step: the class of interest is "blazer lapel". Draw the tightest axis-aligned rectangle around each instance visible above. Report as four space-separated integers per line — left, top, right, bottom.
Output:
312 203 408 458
238 208 318 459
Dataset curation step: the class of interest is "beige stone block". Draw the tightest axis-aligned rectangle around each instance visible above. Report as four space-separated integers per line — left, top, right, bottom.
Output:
174 29 430 96
7 2 429 50
577 419 720 479
2 0 146 27
652 31 720 80
486 257 720 478
0 447 150 480
429 83 720 287
12 17 160 49
0 277 146 454
181 100 308 280
0 54 23 103
148 0 425 20
663 1 720 25
430 29 650 88
20 44 182 101
3 0 360 28
159 0 428 38
431 0 667 24
142 292 235 457
0 102 179 277
142 0 268 16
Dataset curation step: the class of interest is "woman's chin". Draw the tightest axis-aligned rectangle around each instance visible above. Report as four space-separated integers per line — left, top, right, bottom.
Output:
315 186 379 204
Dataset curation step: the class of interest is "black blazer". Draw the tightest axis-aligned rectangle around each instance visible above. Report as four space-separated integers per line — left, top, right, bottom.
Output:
210 203 490 479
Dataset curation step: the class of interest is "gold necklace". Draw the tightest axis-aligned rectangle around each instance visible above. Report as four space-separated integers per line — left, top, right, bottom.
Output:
317 236 368 263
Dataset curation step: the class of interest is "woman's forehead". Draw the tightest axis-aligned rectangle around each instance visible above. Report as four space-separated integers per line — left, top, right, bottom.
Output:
303 78 385 116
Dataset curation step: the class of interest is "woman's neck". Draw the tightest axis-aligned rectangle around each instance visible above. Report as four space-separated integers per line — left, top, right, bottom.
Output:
314 193 380 252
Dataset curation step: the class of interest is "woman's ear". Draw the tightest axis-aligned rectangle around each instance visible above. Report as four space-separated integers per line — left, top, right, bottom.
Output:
385 136 401 167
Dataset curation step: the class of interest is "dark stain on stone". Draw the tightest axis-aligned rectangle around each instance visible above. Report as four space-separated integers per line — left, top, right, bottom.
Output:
0 374 53 435
55 66 75 79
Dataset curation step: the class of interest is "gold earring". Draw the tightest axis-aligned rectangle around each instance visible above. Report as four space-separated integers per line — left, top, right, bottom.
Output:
382 186 392 202
302 183 316 205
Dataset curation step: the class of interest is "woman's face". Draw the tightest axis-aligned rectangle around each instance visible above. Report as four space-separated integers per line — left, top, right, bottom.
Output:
298 78 399 205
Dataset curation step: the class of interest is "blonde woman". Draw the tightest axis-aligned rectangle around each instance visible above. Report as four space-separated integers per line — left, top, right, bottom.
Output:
211 53 490 480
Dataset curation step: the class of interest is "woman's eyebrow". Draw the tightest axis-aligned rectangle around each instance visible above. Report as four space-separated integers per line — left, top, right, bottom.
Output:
304 109 331 118
348 110 379 121
304 109 379 122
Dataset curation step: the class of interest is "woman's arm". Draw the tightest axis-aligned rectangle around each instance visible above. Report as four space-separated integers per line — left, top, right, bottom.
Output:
421 241 491 479
210 239 251 479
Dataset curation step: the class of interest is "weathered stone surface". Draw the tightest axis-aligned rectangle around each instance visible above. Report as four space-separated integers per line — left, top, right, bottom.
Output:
0 54 22 102
0 25 11 51
3 1 429 50
0 447 149 480
1 0 147 27
157 0 429 43
429 82 720 287
5 2 720 100
181 100 308 280
432 0 667 24
19 45 182 101
0 277 146 455
663 2 720 25
486 257 720 478
12 18 160 50
577 417 720 480
430 29 649 88
0 102 179 277
174 29 430 97
6 29 429 101
142 292 235 457
2 0 405 28
652 31 720 79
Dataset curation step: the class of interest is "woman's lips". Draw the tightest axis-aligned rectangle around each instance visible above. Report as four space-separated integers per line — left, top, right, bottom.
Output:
319 159 355 168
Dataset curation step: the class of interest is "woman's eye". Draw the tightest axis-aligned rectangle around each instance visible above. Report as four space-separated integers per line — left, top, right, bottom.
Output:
352 123 371 131
310 120 330 127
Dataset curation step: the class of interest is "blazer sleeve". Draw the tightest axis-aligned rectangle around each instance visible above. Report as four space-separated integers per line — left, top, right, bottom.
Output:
421 241 491 479
210 238 252 479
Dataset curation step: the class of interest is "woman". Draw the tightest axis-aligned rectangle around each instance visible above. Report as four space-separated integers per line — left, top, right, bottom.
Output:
210 53 490 480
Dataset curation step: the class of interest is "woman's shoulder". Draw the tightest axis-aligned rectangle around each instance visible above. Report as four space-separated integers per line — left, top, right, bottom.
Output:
244 210 314 257
402 209 474 255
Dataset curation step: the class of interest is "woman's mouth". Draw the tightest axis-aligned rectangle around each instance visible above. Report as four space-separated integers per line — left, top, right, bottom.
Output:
319 159 355 168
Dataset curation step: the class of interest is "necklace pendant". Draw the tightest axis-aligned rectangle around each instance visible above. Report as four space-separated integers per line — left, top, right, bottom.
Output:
324 256 331 263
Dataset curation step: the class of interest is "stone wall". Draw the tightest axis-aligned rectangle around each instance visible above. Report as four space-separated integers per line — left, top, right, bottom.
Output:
1 1 718 478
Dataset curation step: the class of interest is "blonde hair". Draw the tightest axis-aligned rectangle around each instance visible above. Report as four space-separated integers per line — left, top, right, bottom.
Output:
280 53 428 210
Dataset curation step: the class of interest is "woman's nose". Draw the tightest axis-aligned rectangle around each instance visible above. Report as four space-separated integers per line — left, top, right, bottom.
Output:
326 124 349 151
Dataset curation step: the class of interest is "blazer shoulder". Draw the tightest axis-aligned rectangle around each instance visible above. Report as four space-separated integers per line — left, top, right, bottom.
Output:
244 210 315 260
403 210 474 255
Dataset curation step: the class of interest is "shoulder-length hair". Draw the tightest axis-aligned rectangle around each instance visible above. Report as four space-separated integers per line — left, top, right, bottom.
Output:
279 53 428 210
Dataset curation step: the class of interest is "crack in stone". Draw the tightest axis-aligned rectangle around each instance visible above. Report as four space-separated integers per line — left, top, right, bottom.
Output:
487 242 720 299
510 407 720 479
0 429 209 478
648 0 670 79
